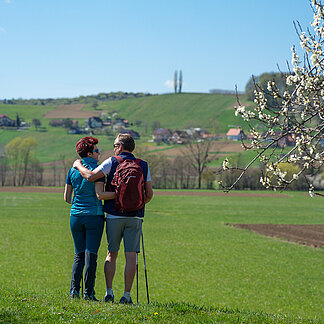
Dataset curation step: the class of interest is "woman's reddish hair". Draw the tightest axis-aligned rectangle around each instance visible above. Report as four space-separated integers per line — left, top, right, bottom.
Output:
76 136 98 158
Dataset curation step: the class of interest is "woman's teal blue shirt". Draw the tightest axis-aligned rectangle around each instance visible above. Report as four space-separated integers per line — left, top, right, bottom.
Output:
66 157 104 216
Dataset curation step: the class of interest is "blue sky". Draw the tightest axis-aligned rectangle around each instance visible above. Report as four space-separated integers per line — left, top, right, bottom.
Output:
0 0 313 99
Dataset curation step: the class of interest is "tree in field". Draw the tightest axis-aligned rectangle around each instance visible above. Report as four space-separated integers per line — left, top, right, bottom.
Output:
32 118 41 130
19 137 38 185
16 113 21 128
151 120 161 133
179 70 183 93
182 140 212 189
92 100 98 109
5 136 38 186
0 157 9 186
5 137 22 186
221 0 324 197
63 118 73 129
245 72 292 107
174 70 178 94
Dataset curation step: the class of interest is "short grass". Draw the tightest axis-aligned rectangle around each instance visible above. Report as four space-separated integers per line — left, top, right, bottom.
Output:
0 190 323 322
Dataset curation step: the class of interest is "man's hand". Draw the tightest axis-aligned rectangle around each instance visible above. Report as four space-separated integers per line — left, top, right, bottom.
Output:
73 159 82 169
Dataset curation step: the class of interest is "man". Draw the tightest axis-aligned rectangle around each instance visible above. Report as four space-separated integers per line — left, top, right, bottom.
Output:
73 133 153 304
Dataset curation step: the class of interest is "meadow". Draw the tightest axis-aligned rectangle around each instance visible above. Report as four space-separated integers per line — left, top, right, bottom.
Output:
0 190 323 323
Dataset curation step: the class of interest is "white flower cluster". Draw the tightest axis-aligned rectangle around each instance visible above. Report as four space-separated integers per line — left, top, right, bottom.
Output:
222 158 230 170
224 0 324 194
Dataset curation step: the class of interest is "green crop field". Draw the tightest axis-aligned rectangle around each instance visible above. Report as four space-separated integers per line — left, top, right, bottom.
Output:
0 190 323 323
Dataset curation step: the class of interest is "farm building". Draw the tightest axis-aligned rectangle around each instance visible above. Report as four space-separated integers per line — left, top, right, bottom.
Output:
226 128 247 141
153 128 172 143
0 114 16 127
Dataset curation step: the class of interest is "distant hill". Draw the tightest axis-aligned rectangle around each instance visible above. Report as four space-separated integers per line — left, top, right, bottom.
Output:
97 93 245 133
0 92 249 134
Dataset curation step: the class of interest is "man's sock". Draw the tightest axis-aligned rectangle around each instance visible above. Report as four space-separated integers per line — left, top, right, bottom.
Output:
123 291 131 301
106 288 114 297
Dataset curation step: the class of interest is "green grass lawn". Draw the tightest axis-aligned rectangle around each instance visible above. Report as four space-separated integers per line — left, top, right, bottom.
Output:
0 190 323 322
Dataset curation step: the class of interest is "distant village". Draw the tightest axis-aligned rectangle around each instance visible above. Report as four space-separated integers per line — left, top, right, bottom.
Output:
0 113 315 147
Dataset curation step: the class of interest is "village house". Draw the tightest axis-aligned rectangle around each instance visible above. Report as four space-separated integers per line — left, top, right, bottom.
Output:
153 128 172 143
0 114 16 127
261 132 295 147
320 137 324 148
278 134 295 147
116 118 129 127
226 128 247 141
170 130 189 144
86 116 103 129
122 129 140 139
184 127 209 139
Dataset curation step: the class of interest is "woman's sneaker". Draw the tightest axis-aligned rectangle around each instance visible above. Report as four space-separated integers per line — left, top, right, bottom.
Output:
119 296 133 305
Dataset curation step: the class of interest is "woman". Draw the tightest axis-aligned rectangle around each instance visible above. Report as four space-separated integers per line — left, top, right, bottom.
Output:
64 136 114 300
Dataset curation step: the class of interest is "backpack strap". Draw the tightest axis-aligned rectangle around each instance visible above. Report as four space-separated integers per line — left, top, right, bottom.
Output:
114 155 124 164
134 158 142 165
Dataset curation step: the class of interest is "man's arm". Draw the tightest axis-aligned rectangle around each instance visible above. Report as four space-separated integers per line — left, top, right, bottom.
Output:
73 159 105 182
64 184 73 204
144 181 153 204
95 182 115 200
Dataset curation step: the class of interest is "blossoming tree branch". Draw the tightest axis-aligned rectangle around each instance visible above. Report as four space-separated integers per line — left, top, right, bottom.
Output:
221 0 324 197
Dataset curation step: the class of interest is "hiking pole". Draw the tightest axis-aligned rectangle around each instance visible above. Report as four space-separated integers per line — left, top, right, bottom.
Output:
141 231 150 304
81 273 84 297
136 252 139 303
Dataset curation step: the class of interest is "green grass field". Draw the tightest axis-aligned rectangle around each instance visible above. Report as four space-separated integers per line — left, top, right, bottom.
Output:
0 190 323 323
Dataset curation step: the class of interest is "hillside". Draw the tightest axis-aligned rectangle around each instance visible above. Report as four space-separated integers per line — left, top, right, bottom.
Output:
0 93 247 134
97 93 242 133
0 93 250 167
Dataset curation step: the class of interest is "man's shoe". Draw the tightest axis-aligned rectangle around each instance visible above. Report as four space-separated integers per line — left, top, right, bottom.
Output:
119 296 133 305
104 294 114 303
84 293 99 301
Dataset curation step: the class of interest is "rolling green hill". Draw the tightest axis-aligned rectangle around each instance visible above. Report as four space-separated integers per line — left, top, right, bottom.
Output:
0 93 247 135
97 93 242 133
0 93 250 163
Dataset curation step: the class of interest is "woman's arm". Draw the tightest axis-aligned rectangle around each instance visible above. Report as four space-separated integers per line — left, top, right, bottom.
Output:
95 182 115 200
64 184 73 204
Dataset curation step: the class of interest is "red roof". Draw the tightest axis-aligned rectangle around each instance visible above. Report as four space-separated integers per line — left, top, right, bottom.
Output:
226 128 242 136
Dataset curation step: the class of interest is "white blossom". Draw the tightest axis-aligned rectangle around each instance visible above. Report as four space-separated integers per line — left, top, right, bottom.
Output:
222 158 229 170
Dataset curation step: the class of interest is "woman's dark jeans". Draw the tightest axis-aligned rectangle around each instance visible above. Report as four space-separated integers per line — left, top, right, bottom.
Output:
69 215 104 296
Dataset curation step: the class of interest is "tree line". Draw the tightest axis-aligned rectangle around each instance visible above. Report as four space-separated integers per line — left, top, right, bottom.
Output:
0 135 316 190
0 92 152 106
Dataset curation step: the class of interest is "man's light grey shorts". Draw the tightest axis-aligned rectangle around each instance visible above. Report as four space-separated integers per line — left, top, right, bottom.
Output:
106 217 143 253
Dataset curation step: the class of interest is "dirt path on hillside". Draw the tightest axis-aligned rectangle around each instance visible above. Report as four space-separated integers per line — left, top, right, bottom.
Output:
231 224 324 248
43 104 102 119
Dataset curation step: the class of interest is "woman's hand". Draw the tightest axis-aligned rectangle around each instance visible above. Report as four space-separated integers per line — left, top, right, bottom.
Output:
95 182 115 200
